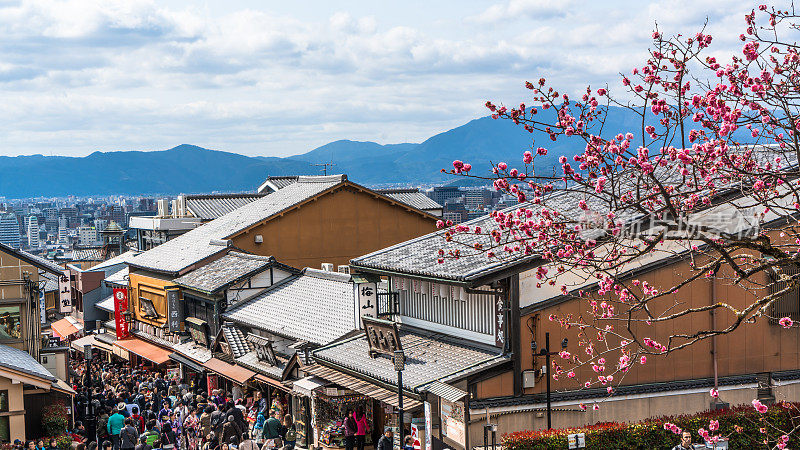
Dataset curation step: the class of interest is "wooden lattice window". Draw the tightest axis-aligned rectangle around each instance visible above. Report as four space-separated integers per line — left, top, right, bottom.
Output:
768 264 800 324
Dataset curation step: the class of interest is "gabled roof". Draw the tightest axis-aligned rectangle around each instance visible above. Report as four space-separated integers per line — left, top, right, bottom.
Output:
222 268 356 346
257 176 300 194
174 252 297 294
219 323 253 359
72 247 104 262
350 201 541 285
186 194 266 220
0 344 55 382
312 327 508 394
130 175 348 274
376 189 443 212
0 242 64 276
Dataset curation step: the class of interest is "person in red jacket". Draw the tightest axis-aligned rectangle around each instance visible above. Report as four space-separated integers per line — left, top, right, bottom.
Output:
130 406 145 434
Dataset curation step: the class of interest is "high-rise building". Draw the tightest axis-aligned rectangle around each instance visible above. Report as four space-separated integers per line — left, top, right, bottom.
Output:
0 214 21 249
427 186 463 207
77 226 98 246
57 216 69 246
94 219 108 232
26 216 39 249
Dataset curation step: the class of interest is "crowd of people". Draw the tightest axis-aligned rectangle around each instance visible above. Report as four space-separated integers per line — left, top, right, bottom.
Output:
65 358 299 450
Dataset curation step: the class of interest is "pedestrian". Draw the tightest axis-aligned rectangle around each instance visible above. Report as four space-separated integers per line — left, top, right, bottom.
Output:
142 420 161 447
376 429 392 450
281 415 296 450
36 440 45 450
160 420 178 450
183 407 201 450
263 411 282 449
120 418 139 450
135 436 152 450
403 436 414 450
672 431 694 450
131 407 145 434
108 404 127 450
47 439 59 450
238 433 256 450
102 441 113 450
354 406 368 450
221 416 241 446
343 409 356 450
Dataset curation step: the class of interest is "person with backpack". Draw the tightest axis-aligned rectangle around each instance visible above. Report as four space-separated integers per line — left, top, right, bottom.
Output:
108 404 127 450
120 418 139 450
141 420 161 448
281 415 296 450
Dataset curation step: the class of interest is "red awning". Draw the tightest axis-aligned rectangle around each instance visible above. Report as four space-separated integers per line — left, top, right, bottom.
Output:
203 357 255 385
51 317 82 339
114 337 172 365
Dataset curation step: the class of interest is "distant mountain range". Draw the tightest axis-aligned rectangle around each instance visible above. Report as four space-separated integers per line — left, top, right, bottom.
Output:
0 106 745 198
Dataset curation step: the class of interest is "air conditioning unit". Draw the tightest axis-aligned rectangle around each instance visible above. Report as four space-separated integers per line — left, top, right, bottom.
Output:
321 263 334 272
255 235 263 244
338 265 350 274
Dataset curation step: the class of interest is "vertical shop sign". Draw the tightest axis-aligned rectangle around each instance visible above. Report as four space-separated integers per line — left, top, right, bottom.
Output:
113 288 130 339
59 271 72 313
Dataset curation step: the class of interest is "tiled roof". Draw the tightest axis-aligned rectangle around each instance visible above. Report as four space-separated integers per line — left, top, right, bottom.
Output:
258 176 300 193
72 247 104 261
0 344 55 381
312 328 508 393
0 243 65 275
221 323 253 358
88 250 140 272
130 175 347 274
174 252 278 294
350 202 540 284
376 189 443 211
235 351 287 380
173 340 213 364
186 194 266 220
41 273 59 292
222 268 356 346
105 267 129 286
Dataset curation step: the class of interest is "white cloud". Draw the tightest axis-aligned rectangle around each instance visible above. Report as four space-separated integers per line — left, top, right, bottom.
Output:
0 0 770 159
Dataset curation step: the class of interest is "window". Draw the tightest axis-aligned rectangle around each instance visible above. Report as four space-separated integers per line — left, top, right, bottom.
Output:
768 265 800 324
0 306 22 341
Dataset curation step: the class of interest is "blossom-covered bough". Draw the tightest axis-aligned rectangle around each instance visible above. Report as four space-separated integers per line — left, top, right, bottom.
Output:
442 4 800 448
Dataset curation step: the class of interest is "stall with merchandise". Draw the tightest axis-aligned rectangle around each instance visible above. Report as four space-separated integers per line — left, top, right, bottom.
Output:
314 388 373 449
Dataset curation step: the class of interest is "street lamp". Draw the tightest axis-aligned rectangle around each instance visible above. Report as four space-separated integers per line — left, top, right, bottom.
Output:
393 350 406 447
531 333 567 429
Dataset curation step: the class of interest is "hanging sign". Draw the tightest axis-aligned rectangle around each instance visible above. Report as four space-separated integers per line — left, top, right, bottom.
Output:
59 271 72 313
39 289 46 325
362 317 402 358
207 374 218 396
358 282 377 325
166 288 182 333
113 288 130 339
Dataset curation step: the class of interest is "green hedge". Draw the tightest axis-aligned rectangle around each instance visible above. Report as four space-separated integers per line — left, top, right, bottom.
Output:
502 403 800 449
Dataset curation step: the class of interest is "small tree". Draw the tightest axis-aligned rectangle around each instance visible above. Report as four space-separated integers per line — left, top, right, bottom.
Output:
444 3 800 447
41 402 69 437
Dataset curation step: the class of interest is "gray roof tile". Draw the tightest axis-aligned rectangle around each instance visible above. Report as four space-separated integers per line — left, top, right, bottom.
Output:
173 341 213 363
221 323 253 358
234 351 286 379
377 189 443 211
0 344 55 381
96 295 114 313
186 194 266 220
174 252 278 293
223 268 356 345
131 175 347 274
312 328 506 393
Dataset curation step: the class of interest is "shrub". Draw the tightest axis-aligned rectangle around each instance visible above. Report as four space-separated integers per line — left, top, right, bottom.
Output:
41 402 69 438
501 403 800 449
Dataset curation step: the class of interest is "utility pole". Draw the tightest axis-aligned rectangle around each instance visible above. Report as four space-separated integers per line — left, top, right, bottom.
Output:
84 344 96 445
533 333 568 429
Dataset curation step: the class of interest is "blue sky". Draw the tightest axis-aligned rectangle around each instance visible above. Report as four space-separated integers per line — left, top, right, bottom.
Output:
0 0 756 157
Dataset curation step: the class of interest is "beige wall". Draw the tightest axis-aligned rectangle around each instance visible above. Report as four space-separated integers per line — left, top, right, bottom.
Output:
469 382 800 441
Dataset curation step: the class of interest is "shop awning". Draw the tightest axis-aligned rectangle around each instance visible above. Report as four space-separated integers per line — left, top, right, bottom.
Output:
70 334 96 353
51 317 83 339
170 352 206 372
203 357 255 385
114 337 172 365
422 380 468 403
293 376 328 397
252 373 292 391
304 364 423 410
